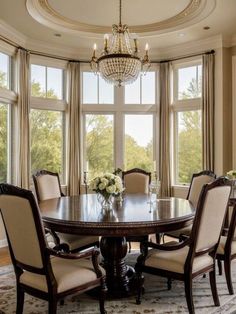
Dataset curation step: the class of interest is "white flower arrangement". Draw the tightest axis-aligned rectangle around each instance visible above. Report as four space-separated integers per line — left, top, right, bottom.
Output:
227 170 236 180
89 173 124 200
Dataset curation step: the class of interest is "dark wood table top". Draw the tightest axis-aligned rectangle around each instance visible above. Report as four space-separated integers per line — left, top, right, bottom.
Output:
40 194 195 237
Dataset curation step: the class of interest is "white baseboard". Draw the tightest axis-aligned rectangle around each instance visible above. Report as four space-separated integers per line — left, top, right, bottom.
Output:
0 239 8 248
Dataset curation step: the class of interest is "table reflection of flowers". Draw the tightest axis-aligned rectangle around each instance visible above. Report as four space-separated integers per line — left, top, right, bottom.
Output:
89 173 125 211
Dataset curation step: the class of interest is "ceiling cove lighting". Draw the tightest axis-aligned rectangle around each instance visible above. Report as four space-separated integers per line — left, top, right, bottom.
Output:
90 0 150 87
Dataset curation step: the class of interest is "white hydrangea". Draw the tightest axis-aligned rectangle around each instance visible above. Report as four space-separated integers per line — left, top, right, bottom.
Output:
89 172 124 195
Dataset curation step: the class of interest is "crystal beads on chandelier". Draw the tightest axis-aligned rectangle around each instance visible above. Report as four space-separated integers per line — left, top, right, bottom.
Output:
90 0 150 86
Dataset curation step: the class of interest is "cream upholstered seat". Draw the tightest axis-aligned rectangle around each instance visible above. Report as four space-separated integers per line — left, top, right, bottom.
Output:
122 168 151 251
217 236 236 255
166 170 216 239
20 256 105 293
135 177 231 313
33 170 99 252
216 202 236 294
0 183 107 314
145 246 213 274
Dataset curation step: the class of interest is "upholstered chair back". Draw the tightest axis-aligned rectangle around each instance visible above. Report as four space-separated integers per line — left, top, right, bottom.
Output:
33 170 62 202
0 185 45 269
122 168 151 194
194 182 231 253
188 172 216 209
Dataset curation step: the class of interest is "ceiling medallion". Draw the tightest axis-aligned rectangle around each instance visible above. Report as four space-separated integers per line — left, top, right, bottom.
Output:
90 0 150 87
26 0 216 37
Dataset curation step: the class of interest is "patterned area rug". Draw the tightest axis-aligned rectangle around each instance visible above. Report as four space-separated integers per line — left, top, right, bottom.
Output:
1 252 236 314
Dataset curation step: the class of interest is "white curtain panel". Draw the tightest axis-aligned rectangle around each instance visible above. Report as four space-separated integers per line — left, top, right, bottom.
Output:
66 62 81 195
202 53 215 171
16 48 30 189
159 62 171 197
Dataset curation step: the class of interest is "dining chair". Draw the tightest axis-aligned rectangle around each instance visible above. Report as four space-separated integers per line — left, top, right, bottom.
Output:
0 183 107 314
122 168 151 252
135 177 231 314
33 170 99 252
165 170 216 240
216 201 236 294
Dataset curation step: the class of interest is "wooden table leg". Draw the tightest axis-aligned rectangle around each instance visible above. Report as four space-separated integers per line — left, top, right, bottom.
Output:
100 236 135 297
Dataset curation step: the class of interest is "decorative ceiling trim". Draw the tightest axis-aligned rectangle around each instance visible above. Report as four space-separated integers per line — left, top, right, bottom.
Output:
26 0 216 37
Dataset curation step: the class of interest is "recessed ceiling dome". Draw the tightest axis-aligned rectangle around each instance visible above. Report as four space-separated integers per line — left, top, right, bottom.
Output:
26 0 216 37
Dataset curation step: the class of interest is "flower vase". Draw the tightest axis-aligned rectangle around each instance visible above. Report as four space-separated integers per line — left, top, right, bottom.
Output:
97 193 113 212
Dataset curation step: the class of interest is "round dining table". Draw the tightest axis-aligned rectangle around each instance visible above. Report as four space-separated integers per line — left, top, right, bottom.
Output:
39 194 195 297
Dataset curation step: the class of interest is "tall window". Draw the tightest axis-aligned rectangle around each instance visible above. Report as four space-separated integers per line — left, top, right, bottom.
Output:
173 60 202 185
82 64 157 181
0 50 13 183
30 61 66 182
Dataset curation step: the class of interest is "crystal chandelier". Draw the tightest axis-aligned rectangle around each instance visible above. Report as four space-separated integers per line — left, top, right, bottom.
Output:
90 0 150 87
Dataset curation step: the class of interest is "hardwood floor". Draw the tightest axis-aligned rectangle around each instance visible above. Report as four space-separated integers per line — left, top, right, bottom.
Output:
0 247 11 266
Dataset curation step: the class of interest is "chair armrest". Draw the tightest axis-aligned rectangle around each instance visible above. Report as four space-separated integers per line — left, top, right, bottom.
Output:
47 247 104 279
222 228 229 236
179 234 190 242
47 247 98 260
142 239 190 251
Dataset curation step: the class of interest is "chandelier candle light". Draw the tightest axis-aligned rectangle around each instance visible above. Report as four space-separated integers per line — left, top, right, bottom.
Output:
90 0 150 86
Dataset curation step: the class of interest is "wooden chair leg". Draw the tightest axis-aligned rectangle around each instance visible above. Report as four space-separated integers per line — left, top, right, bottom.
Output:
99 278 107 314
209 270 220 306
136 272 144 305
156 233 161 244
184 276 194 314
167 278 172 290
16 285 24 314
217 259 222 275
224 259 234 295
99 290 107 314
48 299 57 314
128 241 131 253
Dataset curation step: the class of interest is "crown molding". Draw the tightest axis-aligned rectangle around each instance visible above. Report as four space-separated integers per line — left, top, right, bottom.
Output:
0 19 27 47
0 17 231 61
151 34 223 60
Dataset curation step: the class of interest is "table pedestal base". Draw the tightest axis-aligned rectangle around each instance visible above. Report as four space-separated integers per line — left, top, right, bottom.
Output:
100 236 136 297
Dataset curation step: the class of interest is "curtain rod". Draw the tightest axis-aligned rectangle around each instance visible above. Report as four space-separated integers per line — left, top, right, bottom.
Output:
156 49 215 63
0 34 215 64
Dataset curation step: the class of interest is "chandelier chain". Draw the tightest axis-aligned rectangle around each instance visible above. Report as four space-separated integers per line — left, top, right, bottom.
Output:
119 0 122 26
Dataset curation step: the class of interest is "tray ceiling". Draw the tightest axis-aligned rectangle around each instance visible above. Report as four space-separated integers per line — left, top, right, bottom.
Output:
26 0 216 37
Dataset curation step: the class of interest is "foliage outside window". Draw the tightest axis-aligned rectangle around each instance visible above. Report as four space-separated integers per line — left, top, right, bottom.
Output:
173 61 202 185
0 103 8 182
30 63 65 180
0 52 10 89
30 109 63 175
85 114 114 180
124 114 153 171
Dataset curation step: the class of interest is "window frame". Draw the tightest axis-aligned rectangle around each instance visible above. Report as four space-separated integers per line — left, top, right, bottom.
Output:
0 44 16 184
29 56 67 184
171 58 202 186
81 63 159 183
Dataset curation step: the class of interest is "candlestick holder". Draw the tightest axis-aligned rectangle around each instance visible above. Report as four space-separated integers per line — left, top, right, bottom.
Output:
84 171 88 195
